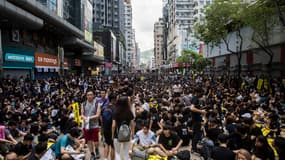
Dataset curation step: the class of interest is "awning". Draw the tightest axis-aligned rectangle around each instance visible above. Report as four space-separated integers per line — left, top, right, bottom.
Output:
35 66 69 70
0 0 43 30
62 37 95 52
81 55 104 64
3 66 33 69
8 0 84 38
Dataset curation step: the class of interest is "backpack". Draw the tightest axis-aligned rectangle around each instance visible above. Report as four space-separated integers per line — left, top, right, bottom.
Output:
118 121 131 142
101 106 113 127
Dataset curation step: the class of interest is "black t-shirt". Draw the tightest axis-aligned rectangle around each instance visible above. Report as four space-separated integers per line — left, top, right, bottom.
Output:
9 128 20 138
175 125 191 146
158 132 181 150
191 96 202 122
211 146 235 160
13 142 31 156
151 114 161 132
206 128 222 143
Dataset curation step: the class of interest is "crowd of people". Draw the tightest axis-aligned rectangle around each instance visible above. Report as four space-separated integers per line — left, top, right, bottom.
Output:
0 73 284 160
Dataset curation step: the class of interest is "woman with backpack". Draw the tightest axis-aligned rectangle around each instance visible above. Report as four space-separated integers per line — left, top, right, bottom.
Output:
112 96 135 160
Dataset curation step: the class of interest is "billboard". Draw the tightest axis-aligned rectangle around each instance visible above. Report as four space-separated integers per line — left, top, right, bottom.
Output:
84 0 93 42
94 41 104 57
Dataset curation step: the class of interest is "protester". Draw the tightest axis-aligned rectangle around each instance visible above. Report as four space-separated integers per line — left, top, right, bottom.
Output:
81 90 101 160
130 122 166 157
112 96 135 160
0 73 283 160
102 93 116 160
158 123 183 157
51 128 82 160
13 134 33 159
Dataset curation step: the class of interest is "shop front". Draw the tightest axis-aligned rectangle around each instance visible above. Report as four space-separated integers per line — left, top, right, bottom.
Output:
34 52 68 79
2 47 34 79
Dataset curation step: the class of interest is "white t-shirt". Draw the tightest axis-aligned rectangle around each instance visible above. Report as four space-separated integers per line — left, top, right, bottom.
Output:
173 84 182 93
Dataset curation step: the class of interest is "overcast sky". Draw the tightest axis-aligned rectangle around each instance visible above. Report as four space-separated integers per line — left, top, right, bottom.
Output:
132 0 163 52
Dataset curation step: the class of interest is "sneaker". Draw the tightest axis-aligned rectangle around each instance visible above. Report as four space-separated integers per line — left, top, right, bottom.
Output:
95 150 100 159
90 153 95 160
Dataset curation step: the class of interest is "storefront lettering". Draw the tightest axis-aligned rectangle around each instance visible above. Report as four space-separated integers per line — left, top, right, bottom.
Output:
37 56 57 65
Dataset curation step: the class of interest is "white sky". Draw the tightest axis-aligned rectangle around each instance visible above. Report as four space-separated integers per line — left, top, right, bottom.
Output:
132 0 163 52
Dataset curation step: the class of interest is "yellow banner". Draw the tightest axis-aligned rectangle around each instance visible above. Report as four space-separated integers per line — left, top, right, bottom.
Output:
282 79 285 87
91 70 98 76
72 102 81 125
261 127 271 137
267 138 278 157
241 82 246 89
264 79 269 90
257 79 263 90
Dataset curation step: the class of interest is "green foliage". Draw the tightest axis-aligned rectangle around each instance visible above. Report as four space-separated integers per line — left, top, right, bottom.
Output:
194 0 247 46
176 49 210 71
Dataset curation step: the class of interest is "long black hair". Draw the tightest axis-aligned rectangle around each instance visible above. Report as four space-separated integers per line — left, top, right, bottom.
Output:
114 96 133 122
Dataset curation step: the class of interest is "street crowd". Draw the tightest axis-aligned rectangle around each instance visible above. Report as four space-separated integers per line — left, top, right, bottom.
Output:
0 73 284 160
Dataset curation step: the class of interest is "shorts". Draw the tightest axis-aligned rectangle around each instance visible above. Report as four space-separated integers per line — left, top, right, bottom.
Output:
83 128 100 142
103 129 114 147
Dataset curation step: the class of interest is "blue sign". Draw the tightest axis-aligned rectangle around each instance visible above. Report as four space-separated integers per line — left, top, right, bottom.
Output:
5 53 34 63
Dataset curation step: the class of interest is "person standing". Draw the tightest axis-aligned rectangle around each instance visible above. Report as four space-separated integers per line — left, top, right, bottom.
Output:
112 96 135 160
190 89 206 152
101 93 116 160
81 90 101 160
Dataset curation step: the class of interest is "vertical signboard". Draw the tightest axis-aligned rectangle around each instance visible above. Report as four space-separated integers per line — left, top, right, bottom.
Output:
57 0 63 17
84 0 93 42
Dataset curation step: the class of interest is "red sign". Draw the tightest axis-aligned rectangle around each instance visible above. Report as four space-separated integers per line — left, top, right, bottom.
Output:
35 52 68 68
199 43 204 55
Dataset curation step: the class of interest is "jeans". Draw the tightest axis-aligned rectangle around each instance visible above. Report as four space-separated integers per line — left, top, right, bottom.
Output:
114 138 131 160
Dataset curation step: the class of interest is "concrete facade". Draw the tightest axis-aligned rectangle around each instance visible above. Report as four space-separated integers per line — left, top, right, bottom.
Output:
93 0 125 38
166 0 196 63
0 0 103 79
204 26 285 76
154 18 164 68
124 0 134 67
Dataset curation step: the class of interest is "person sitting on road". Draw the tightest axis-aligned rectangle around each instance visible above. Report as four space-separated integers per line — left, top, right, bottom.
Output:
129 122 166 158
158 123 183 157
51 128 83 160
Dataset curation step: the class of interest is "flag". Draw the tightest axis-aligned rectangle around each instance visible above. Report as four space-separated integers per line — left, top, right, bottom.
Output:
257 79 263 90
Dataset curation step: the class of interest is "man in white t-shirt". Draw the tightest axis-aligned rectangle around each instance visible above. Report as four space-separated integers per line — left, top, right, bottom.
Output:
172 82 182 98
129 123 167 157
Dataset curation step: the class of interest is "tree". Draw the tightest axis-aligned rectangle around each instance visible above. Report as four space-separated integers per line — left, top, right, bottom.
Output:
176 49 210 71
195 0 248 77
244 0 280 76
263 0 285 27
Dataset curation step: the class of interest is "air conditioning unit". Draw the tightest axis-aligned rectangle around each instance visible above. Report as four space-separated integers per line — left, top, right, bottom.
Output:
11 30 20 42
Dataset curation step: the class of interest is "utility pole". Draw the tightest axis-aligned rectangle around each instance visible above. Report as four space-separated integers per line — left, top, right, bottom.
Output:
58 46 64 77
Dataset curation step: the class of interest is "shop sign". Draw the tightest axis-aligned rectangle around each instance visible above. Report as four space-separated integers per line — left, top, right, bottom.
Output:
5 53 34 63
94 41 104 57
35 52 68 68
105 62 112 68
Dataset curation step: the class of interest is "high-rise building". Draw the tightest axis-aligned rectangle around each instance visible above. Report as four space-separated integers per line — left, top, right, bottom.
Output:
154 18 164 68
124 0 134 67
135 42 140 68
166 0 196 63
162 0 169 63
93 0 126 72
93 0 125 39
193 0 212 25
